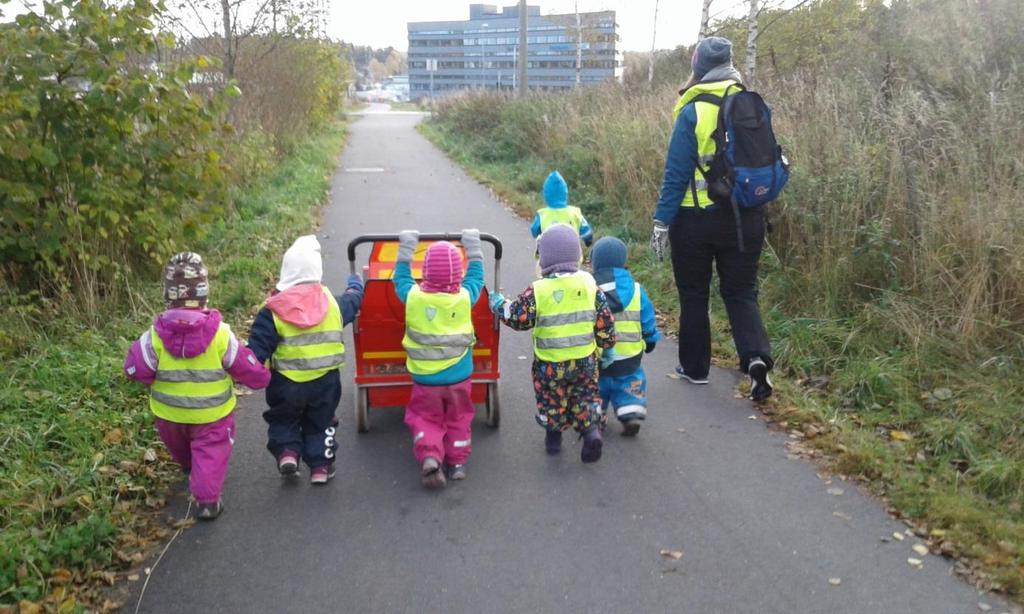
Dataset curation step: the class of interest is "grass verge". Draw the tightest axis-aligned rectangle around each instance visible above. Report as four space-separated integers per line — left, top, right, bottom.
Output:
0 118 350 611
419 116 1024 600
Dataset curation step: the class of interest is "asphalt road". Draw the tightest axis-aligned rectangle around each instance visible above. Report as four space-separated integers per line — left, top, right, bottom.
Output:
127 103 1008 613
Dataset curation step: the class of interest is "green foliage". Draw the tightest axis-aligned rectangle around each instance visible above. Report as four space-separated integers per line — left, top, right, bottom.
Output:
0 0 232 299
0 118 350 609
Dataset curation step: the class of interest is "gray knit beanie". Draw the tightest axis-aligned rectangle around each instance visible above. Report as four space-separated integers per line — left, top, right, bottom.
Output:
691 36 733 78
538 223 582 275
590 236 628 271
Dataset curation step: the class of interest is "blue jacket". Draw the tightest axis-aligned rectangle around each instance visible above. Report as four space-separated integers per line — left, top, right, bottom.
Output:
654 103 704 226
593 266 661 377
530 170 594 245
393 259 485 385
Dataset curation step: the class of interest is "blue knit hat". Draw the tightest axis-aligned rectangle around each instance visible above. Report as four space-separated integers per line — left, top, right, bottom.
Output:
590 236 628 271
538 223 582 275
691 36 733 78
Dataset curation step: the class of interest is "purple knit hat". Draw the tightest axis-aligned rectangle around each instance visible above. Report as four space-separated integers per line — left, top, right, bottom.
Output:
538 223 582 275
422 241 464 293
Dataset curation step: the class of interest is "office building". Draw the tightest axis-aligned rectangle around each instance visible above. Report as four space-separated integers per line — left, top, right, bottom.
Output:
408 4 621 100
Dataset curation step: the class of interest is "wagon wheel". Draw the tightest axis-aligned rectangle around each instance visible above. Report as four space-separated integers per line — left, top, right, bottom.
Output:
355 387 370 433
485 381 501 428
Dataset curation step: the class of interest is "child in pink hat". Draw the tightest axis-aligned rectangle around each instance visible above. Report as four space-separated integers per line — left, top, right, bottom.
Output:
393 230 485 488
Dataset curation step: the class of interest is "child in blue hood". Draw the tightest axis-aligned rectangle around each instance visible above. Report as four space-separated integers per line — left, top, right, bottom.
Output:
591 237 661 436
530 170 593 246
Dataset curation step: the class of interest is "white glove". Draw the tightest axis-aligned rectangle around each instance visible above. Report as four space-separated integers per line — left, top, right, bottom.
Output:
461 228 483 262
650 222 669 262
397 230 419 263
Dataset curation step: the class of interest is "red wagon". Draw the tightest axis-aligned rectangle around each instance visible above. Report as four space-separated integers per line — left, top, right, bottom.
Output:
346 233 503 432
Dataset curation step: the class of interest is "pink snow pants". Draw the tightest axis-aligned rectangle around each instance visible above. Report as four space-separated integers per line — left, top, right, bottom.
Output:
155 413 235 505
404 379 475 465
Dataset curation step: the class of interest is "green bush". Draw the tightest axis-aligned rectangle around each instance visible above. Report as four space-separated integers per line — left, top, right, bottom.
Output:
0 0 231 301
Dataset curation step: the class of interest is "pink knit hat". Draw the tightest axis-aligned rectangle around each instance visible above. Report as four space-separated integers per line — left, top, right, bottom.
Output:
421 241 464 293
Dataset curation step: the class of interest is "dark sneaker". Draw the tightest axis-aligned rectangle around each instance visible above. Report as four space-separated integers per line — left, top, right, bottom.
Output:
580 426 603 463
674 365 709 385
748 358 773 402
277 451 299 476
621 420 641 437
544 430 563 455
421 457 446 489
310 465 336 485
447 464 467 481
196 499 223 521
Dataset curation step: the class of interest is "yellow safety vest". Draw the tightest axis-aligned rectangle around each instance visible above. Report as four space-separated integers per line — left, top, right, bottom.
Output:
613 283 644 359
671 79 741 208
537 206 584 234
149 323 236 424
532 271 598 362
402 286 475 376
272 287 345 382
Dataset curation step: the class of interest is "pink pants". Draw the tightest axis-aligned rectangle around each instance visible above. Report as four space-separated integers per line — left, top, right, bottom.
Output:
155 413 235 505
404 380 475 465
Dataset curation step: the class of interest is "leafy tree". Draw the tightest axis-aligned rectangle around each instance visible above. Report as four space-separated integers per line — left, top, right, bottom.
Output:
0 0 231 302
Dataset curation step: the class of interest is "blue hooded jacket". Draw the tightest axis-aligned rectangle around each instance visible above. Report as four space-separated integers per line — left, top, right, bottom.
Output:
592 266 661 377
530 171 593 245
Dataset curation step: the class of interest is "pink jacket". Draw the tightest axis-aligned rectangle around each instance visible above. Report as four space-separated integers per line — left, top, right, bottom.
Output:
124 308 270 389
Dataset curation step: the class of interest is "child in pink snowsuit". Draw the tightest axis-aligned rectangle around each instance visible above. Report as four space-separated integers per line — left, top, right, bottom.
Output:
393 229 485 488
124 252 270 520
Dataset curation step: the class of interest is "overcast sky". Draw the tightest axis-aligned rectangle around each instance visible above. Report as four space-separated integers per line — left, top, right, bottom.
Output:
329 0 746 52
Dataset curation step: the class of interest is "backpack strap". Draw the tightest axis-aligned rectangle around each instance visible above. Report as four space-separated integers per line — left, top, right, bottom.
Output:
689 93 723 107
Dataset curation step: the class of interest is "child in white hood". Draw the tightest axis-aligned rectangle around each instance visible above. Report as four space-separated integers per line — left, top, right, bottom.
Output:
248 236 364 484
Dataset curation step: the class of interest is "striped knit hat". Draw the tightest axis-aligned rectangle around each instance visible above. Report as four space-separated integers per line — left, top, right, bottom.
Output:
421 241 464 293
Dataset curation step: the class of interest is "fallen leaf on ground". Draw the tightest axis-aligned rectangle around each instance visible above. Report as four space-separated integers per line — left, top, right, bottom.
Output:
666 372 682 380
127 574 140 582
976 603 991 612
929 529 947 538
517 355 528 360
912 544 929 556
893 532 905 541
18 601 42 614
932 387 953 401
748 415 758 420
889 430 912 441
103 428 124 445
676 428 686 433
827 487 845 496
828 577 841 586
659 549 684 560
171 517 196 530
143 448 157 463
832 511 852 521
907 557 923 568
49 568 72 585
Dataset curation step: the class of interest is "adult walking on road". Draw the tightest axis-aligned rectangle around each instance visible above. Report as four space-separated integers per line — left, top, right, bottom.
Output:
649 36 774 401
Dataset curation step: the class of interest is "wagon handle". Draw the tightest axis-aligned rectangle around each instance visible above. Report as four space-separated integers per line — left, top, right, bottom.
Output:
346 233 503 291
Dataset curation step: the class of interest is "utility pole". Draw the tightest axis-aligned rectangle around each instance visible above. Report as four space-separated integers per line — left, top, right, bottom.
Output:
647 0 659 84
517 0 528 97
575 0 582 87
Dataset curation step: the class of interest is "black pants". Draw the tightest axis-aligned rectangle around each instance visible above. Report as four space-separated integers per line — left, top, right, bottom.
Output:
669 207 773 378
263 369 341 468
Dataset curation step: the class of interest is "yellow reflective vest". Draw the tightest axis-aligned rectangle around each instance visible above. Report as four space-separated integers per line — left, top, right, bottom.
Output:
612 283 644 360
402 286 475 376
532 271 598 362
538 206 584 234
271 287 346 383
671 79 742 209
150 323 236 424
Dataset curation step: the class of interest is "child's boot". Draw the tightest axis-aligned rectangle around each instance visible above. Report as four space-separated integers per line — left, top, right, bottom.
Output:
580 425 603 463
196 499 224 521
421 457 447 489
277 450 299 476
544 430 562 455
621 419 641 437
446 463 467 481
310 464 336 485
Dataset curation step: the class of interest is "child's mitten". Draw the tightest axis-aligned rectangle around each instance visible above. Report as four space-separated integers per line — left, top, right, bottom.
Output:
397 230 419 263
461 228 483 262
